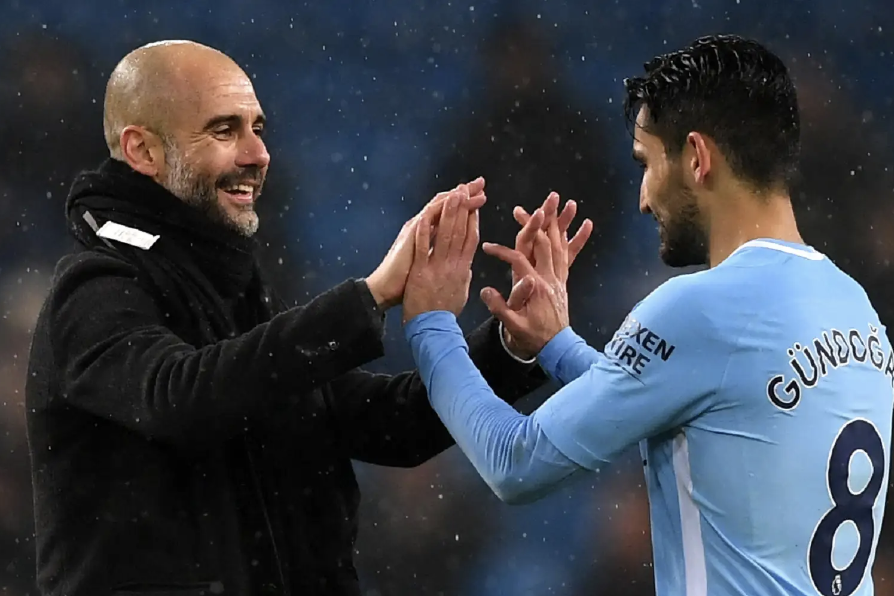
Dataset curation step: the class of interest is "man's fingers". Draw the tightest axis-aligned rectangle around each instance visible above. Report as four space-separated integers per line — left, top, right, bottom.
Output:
466 176 485 197
424 177 482 214
513 206 531 227
448 185 471 257
532 232 553 276
421 191 449 230
557 200 577 235
480 287 528 332
401 215 420 243
506 276 535 311
425 191 451 215
568 218 594 266
467 192 487 211
415 207 435 263
482 242 537 278
461 209 480 265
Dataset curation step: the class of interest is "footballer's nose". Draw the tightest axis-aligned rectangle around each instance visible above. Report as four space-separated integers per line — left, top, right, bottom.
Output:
639 195 652 215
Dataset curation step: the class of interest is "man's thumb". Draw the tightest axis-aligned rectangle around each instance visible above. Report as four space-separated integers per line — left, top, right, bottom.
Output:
480 287 507 314
481 287 528 338
506 276 535 311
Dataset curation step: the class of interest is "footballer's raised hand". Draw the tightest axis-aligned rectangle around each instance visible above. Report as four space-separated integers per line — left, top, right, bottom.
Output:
497 192 593 358
402 186 480 323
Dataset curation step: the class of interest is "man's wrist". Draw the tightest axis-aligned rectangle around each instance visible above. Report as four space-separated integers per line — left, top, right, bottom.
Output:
363 274 396 311
498 322 537 364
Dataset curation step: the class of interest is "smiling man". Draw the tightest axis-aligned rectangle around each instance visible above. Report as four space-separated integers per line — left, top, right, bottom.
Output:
102 40 268 237
24 40 552 596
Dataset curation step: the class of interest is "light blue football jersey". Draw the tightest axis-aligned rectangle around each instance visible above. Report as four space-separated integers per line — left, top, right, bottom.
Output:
534 238 894 596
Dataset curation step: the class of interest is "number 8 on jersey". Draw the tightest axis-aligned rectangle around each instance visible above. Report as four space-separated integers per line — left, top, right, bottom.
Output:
808 418 886 596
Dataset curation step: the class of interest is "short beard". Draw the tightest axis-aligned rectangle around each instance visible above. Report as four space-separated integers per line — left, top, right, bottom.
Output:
160 137 260 237
658 182 708 268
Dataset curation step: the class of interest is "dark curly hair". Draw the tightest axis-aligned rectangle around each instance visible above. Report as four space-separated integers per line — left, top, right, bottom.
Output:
624 34 800 192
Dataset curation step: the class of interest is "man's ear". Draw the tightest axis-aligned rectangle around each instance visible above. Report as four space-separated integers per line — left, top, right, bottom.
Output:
686 131 713 186
119 126 166 177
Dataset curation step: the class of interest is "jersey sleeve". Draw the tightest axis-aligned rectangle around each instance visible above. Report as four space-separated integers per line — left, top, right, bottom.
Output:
532 276 730 469
537 327 603 386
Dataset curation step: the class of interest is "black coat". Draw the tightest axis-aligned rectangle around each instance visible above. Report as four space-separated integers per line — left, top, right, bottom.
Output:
25 159 547 596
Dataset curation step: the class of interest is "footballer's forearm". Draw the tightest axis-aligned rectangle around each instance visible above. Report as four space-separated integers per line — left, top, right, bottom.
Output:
537 326 605 386
405 311 582 503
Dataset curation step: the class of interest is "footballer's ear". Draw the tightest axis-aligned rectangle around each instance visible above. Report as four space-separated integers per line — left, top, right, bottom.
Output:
686 131 713 186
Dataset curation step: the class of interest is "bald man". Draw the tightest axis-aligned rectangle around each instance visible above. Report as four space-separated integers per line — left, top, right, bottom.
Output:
24 41 553 596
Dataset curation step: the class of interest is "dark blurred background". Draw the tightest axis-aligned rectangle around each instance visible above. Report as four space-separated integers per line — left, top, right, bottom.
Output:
1 1 893 594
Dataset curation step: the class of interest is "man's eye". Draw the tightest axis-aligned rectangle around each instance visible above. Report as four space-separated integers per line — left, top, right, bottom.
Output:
253 127 265 137
214 128 233 137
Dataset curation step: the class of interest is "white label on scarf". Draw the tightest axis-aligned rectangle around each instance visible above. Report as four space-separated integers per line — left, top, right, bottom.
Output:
96 221 160 250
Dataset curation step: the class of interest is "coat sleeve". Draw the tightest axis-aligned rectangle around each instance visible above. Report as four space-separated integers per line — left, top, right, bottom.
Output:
327 317 549 467
48 252 387 450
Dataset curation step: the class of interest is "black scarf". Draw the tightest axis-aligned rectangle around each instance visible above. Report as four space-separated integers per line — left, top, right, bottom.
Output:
66 158 281 345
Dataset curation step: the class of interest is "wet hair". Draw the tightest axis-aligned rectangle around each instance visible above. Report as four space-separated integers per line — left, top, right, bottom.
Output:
623 34 800 191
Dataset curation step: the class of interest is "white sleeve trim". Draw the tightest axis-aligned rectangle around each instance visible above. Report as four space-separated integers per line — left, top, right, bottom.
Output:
499 321 537 364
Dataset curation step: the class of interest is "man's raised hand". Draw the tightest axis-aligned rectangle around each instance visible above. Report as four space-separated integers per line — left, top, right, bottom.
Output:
491 191 593 359
365 178 485 310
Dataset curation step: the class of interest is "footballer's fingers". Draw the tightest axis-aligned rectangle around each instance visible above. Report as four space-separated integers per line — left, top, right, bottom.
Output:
541 192 560 225
414 203 436 263
515 208 545 257
511 208 545 285
433 191 463 260
568 218 594 267
512 191 560 229
557 199 577 236
546 214 568 279
460 209 480 266
512 205 531 227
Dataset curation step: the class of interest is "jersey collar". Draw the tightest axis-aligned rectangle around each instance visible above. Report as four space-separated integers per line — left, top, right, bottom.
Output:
728 238 825 261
